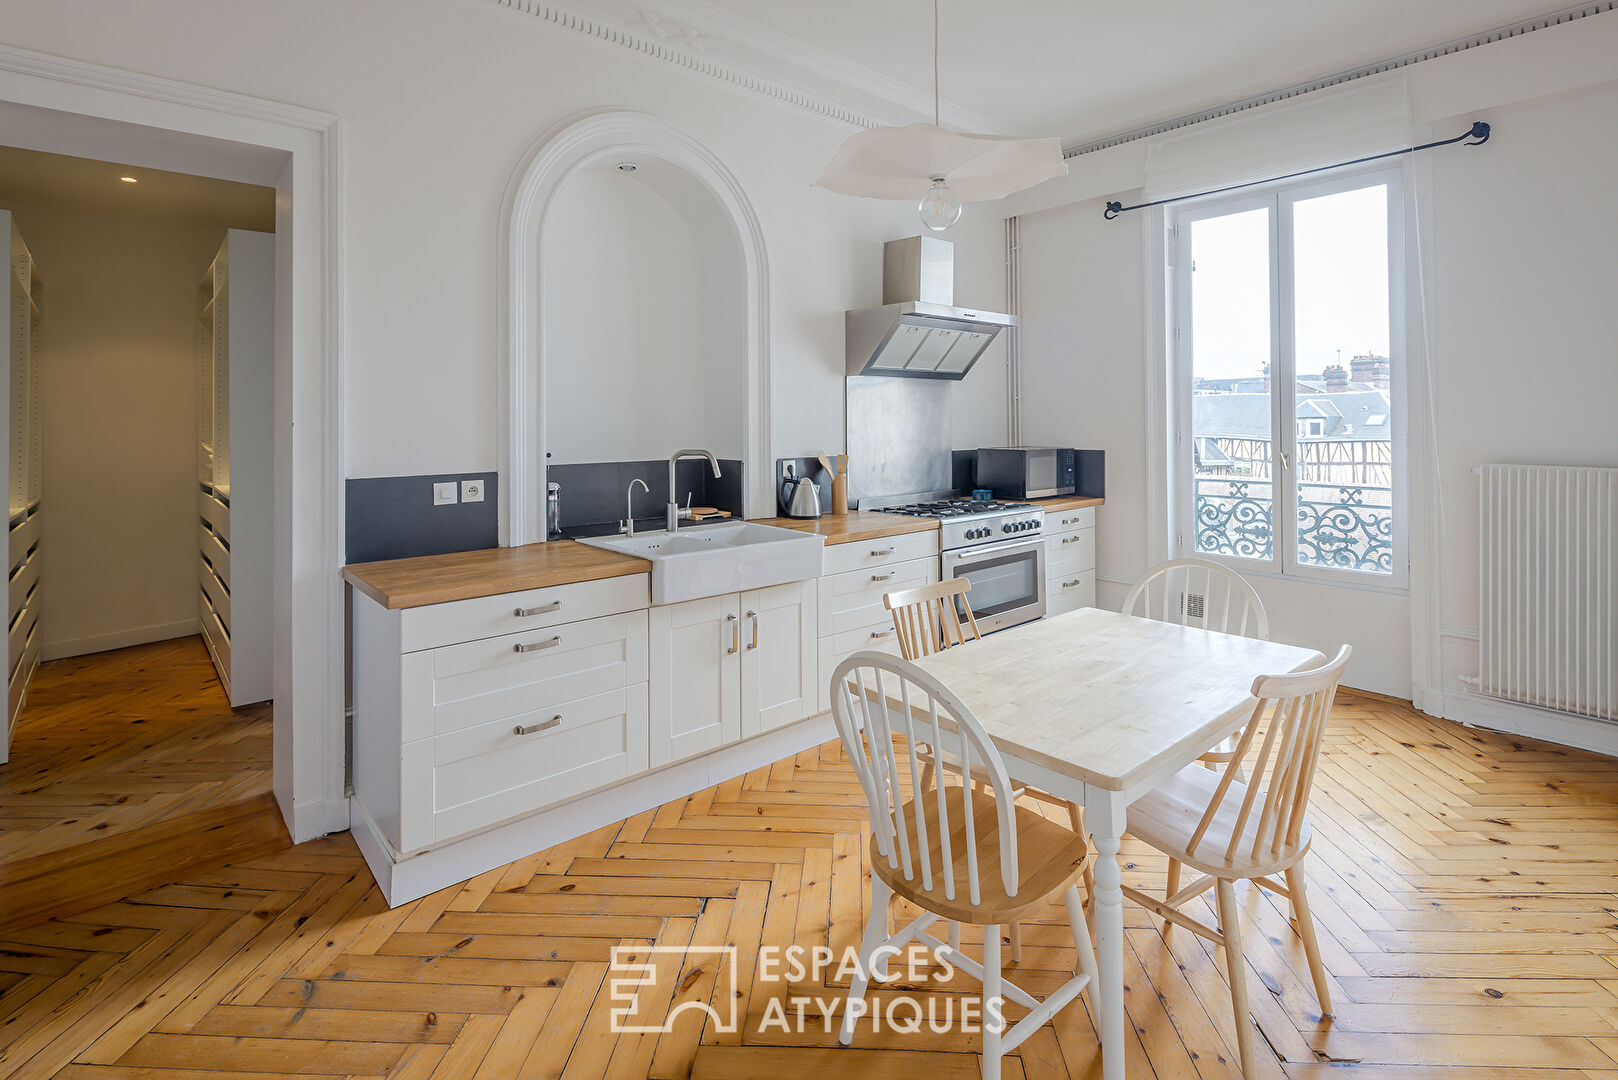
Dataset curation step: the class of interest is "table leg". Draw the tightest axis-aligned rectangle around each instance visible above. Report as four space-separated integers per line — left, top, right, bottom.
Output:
1085 790 1127 1080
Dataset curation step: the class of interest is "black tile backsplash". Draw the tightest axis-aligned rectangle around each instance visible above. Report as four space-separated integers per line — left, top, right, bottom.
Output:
346 473 498 564
548 459 743 537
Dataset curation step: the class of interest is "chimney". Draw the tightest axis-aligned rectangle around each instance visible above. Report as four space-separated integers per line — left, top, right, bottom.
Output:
1323 364 1348 393
1352 353 1390 391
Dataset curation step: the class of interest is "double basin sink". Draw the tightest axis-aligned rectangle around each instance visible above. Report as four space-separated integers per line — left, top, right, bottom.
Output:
578 521 825 605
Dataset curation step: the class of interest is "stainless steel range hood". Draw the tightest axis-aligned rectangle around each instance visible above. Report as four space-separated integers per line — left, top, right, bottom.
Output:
845 236 1015 380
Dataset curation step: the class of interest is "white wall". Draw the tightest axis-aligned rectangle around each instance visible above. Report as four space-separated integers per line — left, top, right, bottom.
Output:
544 160 744 463
1004 18 1618 714
2 203 224 658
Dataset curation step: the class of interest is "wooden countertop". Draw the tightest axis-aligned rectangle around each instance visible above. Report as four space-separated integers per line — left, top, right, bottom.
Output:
345 497 1104 609
1029 495 1105 512
754 496 1103 544
344 541 650 610
748 510 942 545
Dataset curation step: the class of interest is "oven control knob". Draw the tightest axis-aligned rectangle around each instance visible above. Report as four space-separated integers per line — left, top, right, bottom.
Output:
1001 523 1013 534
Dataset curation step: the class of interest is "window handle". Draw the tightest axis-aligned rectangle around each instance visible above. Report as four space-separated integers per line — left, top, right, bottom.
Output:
1281 451 1292 470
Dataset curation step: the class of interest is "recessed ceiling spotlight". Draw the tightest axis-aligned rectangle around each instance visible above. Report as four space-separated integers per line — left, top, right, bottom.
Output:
119 176 139 183
616 162 638 172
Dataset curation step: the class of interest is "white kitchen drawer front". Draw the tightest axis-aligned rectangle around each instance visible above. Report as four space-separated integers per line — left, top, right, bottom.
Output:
403 683 650 848
1046 506 1095 536
1047 569 1096 616
816 623 906 712
818 557 937 638
399 572 649 653
414 611 649 741
1045 527 1095 578
822 530 938 576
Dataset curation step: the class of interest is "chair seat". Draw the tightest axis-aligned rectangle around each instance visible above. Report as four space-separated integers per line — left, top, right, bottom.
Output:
871 786 1090 925
1128 762 1312 879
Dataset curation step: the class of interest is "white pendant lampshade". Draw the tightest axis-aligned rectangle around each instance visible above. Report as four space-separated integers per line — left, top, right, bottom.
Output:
813 0 1068 229
813 123 1068 203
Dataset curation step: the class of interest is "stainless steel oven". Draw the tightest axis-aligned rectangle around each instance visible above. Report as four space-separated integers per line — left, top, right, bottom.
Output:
942 535 1046 634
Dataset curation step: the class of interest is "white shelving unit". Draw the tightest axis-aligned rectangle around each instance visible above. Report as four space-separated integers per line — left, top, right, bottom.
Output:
2 212 43 764
197 229 274 707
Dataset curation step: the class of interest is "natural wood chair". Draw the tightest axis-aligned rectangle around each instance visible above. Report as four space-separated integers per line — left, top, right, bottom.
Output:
1125 558 1270 772
830 652 1100 1080
1122 645 1351 1077
883 578 1096 960
882 577 982 659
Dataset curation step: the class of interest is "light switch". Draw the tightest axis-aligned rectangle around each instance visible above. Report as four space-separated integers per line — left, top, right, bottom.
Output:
461 479 485 503
433 481 458 506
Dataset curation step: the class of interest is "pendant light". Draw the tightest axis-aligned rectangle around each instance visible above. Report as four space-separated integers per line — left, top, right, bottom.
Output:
813 0 1067 231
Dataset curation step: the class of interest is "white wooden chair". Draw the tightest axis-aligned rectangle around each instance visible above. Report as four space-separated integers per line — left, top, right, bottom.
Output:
1125 558 1270 771
1122 645 1351 1077
884 579 1096 958
830 652 1101 1080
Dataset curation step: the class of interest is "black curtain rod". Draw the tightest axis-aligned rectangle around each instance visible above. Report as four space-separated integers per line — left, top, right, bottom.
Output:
1102 120 1491 220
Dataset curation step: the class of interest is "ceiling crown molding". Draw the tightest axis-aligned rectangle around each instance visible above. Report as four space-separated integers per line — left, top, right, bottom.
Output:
487 0 1012 133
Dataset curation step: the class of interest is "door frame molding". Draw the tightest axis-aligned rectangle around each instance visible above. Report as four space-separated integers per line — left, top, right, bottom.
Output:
499 108 773 546
0 43 348 843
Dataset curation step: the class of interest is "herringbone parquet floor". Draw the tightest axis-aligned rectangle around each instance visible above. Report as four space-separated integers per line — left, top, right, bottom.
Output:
3 644 1618 1078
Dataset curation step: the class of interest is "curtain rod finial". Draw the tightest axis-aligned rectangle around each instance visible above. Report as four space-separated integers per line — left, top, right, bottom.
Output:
1467 120 1491 145
1103 200 1123 220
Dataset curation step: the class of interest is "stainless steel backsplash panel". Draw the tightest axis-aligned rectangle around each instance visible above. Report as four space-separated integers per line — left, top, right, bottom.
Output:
846 376 952 505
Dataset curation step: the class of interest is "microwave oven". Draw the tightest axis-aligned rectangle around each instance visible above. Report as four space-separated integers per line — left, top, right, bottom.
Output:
975 447 1076 499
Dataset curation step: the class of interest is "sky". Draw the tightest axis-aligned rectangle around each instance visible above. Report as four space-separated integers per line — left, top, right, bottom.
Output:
1189 183 1390 381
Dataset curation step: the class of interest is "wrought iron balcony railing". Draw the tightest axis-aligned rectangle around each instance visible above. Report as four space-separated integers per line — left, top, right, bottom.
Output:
1194 478 1393 574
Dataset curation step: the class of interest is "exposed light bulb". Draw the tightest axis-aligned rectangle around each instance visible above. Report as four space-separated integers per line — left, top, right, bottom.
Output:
918 176 962 232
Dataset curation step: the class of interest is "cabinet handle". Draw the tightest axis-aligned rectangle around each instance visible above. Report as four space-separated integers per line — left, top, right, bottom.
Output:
746 610 759 650
869 548 895 557
1062 579 1083 589
869 629 893 640
870 572 895 583
515 601 561 618
1062 535 1084 544
514 715 562 736
726 613 739 654
514 635 561 653
1062 516 1083 526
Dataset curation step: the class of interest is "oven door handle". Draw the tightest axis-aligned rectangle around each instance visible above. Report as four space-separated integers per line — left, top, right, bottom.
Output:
945 536 1046 563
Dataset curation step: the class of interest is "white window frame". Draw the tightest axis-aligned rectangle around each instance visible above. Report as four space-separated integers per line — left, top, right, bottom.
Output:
1170 164 1408 592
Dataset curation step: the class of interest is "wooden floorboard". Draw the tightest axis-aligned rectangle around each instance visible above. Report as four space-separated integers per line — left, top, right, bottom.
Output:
3 645 1618 1077
0 637 287 931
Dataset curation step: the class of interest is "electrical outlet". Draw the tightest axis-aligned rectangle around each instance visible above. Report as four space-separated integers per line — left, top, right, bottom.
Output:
433 481 458 506
461 479 485 503
781 461 796 480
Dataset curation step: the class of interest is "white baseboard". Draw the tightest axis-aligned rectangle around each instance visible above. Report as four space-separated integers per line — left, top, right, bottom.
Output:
1425 686 1618 759
353 710 838 906
42 618 202 661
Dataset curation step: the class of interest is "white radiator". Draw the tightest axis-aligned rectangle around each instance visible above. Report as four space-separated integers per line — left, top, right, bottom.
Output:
1477 464 1618 722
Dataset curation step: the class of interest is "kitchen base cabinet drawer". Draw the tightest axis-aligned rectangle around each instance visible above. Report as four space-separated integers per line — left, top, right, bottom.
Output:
402 683 650 850
1044 527 1095 579
399 573 649 653
818 557 937 637
822 530 938 576
816 621 905 712
1046 570 1096 616
1046 507 1095 536
415 611 648 741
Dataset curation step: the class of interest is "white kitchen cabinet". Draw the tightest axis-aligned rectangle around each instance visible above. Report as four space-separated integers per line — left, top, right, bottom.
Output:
650 579 818 764
2 214 42 765
1044 506 1097 614
352 574 652 855
740 581 817 738
197 229 274 706
814 534 939 712
649 593 741 766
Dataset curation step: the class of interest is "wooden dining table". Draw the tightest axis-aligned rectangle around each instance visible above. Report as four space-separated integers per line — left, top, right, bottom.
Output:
905 606 1324 1080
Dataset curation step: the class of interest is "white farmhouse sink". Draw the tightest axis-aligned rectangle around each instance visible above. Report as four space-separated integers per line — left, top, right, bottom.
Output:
577 521 826 605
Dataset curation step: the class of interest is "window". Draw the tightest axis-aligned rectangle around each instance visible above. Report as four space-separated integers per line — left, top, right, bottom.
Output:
1173 168 1404 582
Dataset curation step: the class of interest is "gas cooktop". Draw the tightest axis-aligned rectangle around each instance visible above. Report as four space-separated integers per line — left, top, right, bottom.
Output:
877 498 1035 518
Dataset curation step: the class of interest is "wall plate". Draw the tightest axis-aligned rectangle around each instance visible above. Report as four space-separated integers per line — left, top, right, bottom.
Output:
433 481 458 506
461 479 485 503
